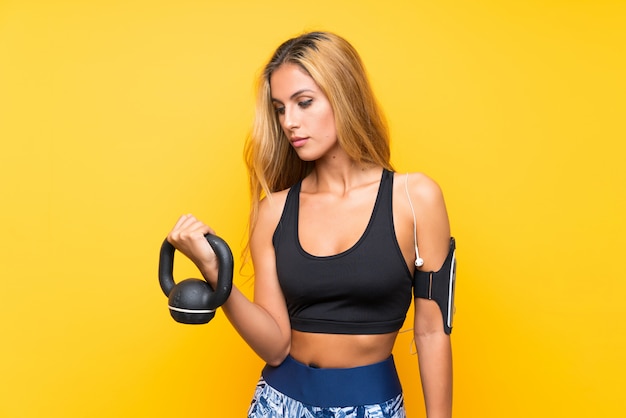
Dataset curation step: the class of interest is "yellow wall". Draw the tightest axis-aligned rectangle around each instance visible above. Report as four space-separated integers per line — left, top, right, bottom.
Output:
1 1 624 416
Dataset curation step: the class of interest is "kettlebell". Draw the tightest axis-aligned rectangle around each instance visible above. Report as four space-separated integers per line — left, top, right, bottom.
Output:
158 234 233 324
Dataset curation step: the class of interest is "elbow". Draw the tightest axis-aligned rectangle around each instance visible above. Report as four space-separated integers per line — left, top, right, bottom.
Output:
414 318 450 347
414 314 447 339
261 338 290 367
414 298 450 341
413 324 451 358
265 348 289 367
414 329 448 349
414 323 447 339
265 356 286 368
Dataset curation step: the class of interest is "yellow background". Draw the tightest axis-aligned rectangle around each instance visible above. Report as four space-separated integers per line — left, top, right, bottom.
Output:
1 0 625 416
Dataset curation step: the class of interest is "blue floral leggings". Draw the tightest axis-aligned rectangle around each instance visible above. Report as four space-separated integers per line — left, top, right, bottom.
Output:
247 377 406 418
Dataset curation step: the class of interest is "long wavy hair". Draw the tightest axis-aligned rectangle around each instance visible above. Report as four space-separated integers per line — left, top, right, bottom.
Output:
243 31 393 251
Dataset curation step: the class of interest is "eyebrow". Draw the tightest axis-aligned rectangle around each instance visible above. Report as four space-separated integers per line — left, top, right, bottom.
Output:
271 89 315 104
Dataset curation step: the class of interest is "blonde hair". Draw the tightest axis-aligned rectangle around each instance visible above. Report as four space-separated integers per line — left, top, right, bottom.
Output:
243 31 393 250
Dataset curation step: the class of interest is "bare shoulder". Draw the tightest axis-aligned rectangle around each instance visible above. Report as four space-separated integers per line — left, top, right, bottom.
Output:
251 188 290 245
260 189 289 222
393 172 446 217
395 171 451 270
405 172 445 208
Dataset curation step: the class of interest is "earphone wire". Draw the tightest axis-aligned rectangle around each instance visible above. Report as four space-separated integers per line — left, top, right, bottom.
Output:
399 327 418 355
403 173 420 356
405 173 423 267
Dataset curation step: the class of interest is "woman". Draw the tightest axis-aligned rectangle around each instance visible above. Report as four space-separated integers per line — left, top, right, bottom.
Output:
167 31 453 418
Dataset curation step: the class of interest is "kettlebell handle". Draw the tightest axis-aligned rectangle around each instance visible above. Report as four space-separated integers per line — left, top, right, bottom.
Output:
158 234 234 310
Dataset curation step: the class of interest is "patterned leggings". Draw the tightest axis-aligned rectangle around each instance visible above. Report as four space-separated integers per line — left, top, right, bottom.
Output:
247 377 406 418
247 355 406 418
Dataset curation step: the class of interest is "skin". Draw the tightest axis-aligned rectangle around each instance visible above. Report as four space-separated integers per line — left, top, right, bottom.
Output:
167 63 452 417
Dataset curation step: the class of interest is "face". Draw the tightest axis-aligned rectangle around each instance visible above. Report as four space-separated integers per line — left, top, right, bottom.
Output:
270 63 338 161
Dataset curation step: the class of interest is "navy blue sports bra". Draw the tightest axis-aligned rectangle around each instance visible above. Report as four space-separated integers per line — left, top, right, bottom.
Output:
272 169 414 335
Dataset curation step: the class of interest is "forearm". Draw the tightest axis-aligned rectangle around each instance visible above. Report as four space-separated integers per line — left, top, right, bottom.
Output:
415 332 453 418
166 214 290 366
220 286 290 366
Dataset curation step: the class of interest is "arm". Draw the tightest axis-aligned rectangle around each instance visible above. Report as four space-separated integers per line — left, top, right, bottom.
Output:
221 196 292 365
414 301 453 418
166 196 291 366
408 173 453 418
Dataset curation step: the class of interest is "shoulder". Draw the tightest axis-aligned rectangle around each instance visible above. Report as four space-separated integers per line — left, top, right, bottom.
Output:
393 171 450 269
251 187 291 245
394 172 446 214
407 172 444 203
259 188 290 220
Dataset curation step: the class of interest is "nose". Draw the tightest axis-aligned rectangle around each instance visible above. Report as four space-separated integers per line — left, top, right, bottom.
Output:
283 107 299 130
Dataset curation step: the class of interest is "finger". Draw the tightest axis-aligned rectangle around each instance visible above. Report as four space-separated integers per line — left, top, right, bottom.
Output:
183 222 213 241
171 213 193 232
173 214 206 235
167 214 194 243
177 213 198 230
172 216 215 241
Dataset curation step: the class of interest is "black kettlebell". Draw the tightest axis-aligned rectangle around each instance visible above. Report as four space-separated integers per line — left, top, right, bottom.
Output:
158 234 233 324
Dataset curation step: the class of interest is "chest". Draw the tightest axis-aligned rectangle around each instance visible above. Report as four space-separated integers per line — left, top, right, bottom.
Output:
297 188 378 257
275 206 413 313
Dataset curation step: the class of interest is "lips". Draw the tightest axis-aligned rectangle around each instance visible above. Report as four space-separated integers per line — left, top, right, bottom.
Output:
290 137 308 148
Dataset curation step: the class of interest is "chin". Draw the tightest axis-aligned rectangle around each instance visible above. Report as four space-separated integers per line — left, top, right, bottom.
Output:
293 149 320 162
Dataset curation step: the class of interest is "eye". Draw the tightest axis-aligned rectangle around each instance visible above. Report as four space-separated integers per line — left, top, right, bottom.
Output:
274 106 285 115
298 99 313 109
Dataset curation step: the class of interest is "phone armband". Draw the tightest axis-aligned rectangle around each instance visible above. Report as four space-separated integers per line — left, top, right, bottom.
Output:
414 237 457 335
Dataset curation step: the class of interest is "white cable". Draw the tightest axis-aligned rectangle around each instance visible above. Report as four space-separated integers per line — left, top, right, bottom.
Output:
405 173 424 267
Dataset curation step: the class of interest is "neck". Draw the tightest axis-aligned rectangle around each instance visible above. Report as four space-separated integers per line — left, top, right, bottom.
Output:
307 158 382 195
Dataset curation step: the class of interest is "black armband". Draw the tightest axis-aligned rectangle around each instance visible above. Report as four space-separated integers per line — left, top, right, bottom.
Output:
414 237 456 335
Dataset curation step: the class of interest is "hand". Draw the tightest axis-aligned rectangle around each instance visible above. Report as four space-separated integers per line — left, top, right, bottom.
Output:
166 214 219 285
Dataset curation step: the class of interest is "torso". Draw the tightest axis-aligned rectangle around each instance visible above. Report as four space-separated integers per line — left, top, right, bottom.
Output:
272 167 418 368
290 330 397 368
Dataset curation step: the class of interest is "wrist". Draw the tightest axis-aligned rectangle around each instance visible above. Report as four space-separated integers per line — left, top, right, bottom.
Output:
198 258 219 287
